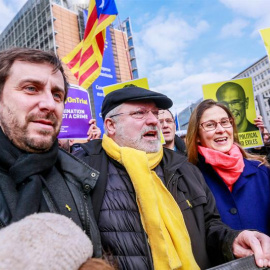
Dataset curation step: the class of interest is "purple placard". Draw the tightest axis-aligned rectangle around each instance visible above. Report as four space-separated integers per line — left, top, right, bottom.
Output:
58 86 92 139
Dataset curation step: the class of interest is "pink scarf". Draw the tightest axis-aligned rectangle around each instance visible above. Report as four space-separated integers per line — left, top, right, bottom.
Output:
198 144 245 192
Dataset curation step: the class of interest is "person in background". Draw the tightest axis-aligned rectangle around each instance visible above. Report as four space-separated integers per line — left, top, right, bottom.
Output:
87 118 102 141
158 109 186 155
246 114 270 163
58 138 75 152
262 128 270 163
0 47 101 256
216 82 257 132
179 130 187 144
186 99 270 237
76 87 270 270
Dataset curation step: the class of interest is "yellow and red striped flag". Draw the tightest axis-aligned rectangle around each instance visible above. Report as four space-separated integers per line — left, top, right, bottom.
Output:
63 0 118 89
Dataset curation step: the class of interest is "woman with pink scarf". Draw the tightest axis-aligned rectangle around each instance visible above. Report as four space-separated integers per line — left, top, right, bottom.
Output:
186 99 270 236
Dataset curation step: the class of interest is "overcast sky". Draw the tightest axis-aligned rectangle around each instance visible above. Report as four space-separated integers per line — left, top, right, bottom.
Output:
1 0 270 112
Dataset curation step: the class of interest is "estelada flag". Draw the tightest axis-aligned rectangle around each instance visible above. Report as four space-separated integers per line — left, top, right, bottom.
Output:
63 0 118 89
260 27 270 59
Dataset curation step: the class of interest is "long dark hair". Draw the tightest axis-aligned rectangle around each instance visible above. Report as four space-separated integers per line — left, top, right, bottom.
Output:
186 99 267 165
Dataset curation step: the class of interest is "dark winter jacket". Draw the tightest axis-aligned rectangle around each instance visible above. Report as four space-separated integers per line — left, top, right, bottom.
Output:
0 148 102 257
198 155 270 236
174 134 186 155
76 140 240 270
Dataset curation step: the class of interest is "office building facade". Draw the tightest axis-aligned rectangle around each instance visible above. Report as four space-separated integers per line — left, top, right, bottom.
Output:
118 17 139 79
177 98 202 131
233 55 270 126
179 56 270 130
0 0 135 88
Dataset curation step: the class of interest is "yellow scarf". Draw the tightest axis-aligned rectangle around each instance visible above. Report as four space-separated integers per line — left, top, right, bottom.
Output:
102 135 199 270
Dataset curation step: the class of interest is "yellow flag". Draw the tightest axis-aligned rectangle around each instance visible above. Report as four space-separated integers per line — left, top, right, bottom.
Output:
260 27 270 59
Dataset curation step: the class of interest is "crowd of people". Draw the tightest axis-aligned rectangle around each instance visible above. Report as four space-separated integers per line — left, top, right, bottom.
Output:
0 47 270 270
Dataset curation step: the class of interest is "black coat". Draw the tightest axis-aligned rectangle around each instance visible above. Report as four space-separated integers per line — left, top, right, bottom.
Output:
174 134 186 155
76 140 239 269
0 148 102 257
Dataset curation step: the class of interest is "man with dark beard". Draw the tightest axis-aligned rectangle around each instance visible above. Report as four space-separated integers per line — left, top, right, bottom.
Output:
75 86 270 270
0 48 101 257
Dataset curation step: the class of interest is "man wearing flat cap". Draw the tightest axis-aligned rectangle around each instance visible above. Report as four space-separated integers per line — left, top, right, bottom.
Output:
76 86 270 270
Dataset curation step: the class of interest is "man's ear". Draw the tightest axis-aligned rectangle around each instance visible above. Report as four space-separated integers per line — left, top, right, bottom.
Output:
104 118 116 136
245 97 249 109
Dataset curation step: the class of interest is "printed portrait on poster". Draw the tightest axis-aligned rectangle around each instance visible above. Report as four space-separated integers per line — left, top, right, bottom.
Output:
202 78 263 149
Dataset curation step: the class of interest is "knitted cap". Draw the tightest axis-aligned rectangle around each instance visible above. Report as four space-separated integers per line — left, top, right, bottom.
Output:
101 86 173 120
0 213 93 270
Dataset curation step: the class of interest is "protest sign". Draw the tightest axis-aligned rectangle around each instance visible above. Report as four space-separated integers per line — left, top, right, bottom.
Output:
202 78 263 149
103 77 149 96
58 85 92 139
260 27 270 59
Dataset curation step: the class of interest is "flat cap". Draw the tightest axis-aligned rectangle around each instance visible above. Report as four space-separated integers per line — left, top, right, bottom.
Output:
101 86 173 120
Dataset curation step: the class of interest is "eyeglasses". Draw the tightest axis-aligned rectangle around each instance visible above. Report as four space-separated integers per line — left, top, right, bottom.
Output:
159 118 175 125
219 100 244 109
200 117 233 132
109 108 162 120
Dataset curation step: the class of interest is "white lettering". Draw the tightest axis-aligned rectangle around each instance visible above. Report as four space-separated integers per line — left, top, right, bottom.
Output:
96 85 104 90
64 109 85 114
72 114 88 119
100 72 113 78
101 67 111 72
97 92 104 97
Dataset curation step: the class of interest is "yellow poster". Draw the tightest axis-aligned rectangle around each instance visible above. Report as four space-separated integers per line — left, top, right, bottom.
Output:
103 77 149 96
202 78 263 149
260 27 270 59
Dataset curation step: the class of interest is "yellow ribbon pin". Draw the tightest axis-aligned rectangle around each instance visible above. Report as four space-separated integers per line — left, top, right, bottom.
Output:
65 204 71 212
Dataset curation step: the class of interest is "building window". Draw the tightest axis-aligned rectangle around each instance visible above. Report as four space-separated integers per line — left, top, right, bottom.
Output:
132 69 138 79
129 48 135 58
128 38 133 47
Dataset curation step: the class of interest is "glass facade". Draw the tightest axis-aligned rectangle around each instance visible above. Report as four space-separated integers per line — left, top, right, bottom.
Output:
0 0 54 52
0 1 139 87
128 38 133 48
178 99 202 130
120 17 139 79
